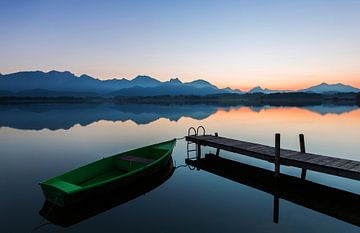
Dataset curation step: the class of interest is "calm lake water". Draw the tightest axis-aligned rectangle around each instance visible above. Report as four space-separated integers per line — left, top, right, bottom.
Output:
0 103 359 232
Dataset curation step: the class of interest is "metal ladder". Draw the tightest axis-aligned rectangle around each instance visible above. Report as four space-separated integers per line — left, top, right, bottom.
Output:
186 126 206 160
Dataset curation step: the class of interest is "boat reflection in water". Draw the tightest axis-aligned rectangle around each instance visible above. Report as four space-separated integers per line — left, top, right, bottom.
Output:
39 158 174 227
186 154 360 227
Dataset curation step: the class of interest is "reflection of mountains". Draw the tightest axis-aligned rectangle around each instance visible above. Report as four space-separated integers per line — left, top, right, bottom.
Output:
0 103 358 131
0 104 218 130
249 104 359 115
302 104 359 115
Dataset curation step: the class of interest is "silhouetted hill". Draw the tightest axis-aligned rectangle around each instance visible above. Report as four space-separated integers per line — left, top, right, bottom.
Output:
0 70 240 97
110 85 233 97
249 86 290 94
15 88 100 97
299 83 360 94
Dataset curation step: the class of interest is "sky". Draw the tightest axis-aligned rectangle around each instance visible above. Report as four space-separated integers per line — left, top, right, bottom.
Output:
0 0 359 91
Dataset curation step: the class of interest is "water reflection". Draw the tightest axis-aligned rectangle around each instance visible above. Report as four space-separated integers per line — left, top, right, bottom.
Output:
38 158 174 228
0 103 358 130
0 102 359 232
0 104 218 130
186 154 360 227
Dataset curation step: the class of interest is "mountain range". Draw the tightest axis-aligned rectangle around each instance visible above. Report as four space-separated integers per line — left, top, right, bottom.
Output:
249 86 291 94
0 70 359 97
0 71 241 97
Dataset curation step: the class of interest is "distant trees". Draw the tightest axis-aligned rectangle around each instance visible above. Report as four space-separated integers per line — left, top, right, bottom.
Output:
357 93 360 106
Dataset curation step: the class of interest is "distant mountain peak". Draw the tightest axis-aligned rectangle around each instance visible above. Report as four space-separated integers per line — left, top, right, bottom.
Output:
186 79 217 89
300 82 360 94
120 75 160 88
249 86 289 94
169 78 182 84
48 70 74 75
250 86 263 91
133 75 157 81
164 78 183 86
79 74 95 80
190 79 211 85
249 86 268 93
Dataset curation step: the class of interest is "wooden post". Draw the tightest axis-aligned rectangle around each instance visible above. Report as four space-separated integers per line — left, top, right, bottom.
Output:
274 133 281 178
299 134 307 180
215 132 220 156
196 143 201 160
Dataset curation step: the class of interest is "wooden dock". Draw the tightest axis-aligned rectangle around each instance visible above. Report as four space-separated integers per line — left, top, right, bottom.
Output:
186 154 360 226
186 134 360 181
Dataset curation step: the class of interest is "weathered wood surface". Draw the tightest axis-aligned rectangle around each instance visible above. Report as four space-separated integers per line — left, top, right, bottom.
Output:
186 135 360 181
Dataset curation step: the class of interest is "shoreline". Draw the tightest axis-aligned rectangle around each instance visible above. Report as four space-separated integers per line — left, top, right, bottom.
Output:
0 93 359 107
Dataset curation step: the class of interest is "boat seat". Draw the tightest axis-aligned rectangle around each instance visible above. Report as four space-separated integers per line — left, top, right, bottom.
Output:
120 155 155 164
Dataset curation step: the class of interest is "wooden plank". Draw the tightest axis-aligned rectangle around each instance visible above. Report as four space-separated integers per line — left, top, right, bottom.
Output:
326 159 356 169
245 147 269 154
323 158 355 168
304 155 337 165
350 164 360 172
341 161 360 170
283 152 315 161
280 150 300 157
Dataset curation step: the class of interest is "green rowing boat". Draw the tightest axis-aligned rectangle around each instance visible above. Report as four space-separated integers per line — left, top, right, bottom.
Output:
39 159 175 227
40 139 176 207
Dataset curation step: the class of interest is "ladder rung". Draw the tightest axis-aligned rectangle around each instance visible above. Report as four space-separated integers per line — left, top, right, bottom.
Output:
187 149 196 152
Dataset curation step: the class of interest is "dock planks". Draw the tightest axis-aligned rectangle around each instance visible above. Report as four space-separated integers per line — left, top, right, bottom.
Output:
186 135 360 181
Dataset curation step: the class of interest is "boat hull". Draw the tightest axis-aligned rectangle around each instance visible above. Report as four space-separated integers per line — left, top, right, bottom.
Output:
39 158 174 227
40 140 175 206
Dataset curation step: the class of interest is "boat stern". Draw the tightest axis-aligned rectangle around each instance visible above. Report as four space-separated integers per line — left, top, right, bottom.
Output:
40 179 81 207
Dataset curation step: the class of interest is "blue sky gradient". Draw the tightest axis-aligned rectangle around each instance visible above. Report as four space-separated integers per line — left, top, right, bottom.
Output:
1 0 359 90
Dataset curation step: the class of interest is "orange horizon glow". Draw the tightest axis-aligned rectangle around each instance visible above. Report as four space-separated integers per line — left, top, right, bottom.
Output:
220 80 360 92
214 77 360 91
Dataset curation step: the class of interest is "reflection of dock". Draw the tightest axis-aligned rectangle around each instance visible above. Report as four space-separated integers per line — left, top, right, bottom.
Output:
39 159 174 227
186 154 360 227
186 134 360 181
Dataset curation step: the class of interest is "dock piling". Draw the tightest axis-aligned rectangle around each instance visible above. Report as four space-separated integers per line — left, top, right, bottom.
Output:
196 143 201 160
299 134 307 180
215 132 220 156
274 133 281 178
